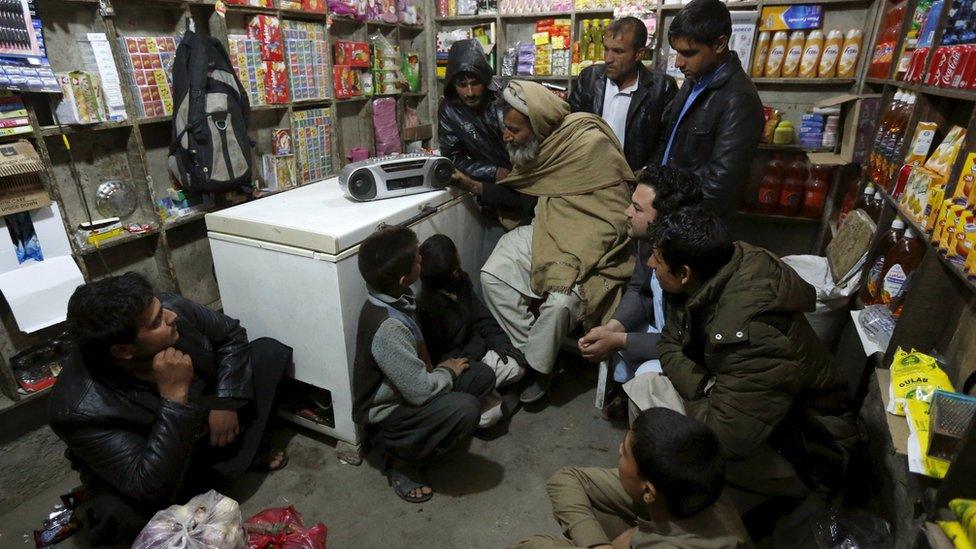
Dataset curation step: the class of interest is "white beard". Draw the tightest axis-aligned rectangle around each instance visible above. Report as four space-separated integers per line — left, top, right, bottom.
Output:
507 135 540 168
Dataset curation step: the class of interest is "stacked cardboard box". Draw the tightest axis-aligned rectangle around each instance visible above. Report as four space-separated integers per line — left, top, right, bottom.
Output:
283 20 330 101
117 36 178 118
228 36 267 107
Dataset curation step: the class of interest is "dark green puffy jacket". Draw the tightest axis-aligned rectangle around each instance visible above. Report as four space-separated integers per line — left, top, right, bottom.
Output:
659 242 859 490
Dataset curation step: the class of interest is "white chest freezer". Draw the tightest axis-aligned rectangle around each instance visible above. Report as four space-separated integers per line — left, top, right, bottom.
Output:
205 179 485 445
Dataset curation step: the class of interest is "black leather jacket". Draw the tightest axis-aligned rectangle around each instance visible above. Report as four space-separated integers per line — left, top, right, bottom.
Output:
568 63 677 173
438 38 536 226
654 52 764 215
48 294 253 505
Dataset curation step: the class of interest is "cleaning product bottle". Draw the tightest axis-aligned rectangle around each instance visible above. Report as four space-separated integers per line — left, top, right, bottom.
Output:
863 216 906 303
580 20 592 62
837 28 863 78
765 31 788 77
880 227 924 318
819 29 844 77
782 30 806 77
757 155 785 213
799 30 824 78
752 31 771 77
779 154 808 215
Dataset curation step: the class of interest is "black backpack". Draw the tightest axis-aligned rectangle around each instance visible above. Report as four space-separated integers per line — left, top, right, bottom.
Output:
168 27 253 195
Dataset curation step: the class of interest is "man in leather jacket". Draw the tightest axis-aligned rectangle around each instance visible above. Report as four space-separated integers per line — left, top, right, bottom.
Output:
438 39 537 259
568 17 677 174
48 273 292 545
655 0 764 215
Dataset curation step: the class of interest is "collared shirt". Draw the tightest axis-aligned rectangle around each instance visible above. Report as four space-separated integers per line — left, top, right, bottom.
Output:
601 77 639 148
661 62 727 166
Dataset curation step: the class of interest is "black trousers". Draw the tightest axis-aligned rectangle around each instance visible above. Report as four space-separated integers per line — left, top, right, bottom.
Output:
371 362 495 463
76 337 291 546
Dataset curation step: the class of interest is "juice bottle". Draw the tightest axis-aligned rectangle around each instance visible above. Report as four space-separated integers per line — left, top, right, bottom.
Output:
869 91 902 184
757 155 784 213
799 30 824 78
880 227 924 318
819 30 844 77
752 31 771 77
863 216 906 303
587 20 599 60
855 182 877 216
779 154 808 215
782 30 806 77
766 31 788 77
580 20 591 62
883 93 915 184
837 29 863 78
802 163 832 218
868 189 885 219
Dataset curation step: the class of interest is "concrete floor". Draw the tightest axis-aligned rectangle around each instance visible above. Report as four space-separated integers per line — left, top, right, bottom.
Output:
0 359 627 548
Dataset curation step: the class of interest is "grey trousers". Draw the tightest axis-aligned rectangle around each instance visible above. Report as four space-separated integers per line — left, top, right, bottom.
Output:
481 225 584 375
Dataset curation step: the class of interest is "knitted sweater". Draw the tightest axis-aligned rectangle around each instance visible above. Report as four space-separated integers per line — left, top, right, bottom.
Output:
351 290 454 424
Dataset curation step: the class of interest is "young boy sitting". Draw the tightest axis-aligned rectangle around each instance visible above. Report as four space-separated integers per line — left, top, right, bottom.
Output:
513 408 751 548
416 234 528 428
351 226 496 503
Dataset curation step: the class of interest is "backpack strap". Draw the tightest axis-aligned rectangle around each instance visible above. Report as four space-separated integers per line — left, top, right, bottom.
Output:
185 29 209 143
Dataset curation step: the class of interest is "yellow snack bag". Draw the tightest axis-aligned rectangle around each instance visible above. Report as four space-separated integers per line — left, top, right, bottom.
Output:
905 399 949 478
925 126 968 178
950 499 976 545
937 521 974 549
887 348 954 416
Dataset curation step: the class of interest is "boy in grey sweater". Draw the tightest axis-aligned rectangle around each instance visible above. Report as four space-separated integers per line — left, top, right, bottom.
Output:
352 226 495 503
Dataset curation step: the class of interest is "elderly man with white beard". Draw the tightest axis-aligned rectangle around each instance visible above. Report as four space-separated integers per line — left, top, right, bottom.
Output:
480 80 635 404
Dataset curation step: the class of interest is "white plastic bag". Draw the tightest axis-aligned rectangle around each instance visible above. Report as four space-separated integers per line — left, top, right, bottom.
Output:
782 254 864 347
133 490 246 549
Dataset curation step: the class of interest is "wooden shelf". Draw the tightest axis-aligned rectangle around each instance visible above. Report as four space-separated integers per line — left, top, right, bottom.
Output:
751 77 856 86
434 14 498 22
137 114 172 125
77 226 160 256
163 210 210 230
758 143 834 153
40 119 131 136
0 386 52 415
499 11 572 18
917 85 976 102
735 210 821 223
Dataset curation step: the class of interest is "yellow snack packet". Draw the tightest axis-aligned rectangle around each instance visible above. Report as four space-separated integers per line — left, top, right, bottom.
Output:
887 348 954 416
937 521 974 549
905 399 949 478
950 499 976 545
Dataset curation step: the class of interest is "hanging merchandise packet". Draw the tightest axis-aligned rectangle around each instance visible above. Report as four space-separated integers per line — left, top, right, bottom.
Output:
887 347 954 416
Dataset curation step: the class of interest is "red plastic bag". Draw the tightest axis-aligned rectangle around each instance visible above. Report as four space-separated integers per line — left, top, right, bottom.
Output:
244 506 327 549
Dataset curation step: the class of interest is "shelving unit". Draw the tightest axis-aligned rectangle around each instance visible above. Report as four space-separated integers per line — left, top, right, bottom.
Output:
0 0 434 411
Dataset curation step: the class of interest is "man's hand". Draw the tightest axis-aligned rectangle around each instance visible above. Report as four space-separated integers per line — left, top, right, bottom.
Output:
578 324 627 362
208 409 240 447
152 348 194 404
450 169 483 195
438 357 470 377
495 167 510 182
611 527 635 549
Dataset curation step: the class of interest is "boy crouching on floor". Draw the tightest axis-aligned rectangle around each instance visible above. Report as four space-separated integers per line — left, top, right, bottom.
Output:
351 226 496 503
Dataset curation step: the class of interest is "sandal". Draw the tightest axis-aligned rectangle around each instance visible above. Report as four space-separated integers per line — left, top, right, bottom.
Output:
386 468 433 503
251 448 289 472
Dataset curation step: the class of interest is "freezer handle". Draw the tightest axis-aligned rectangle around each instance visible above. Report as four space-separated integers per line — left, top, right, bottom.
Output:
378 204 438 231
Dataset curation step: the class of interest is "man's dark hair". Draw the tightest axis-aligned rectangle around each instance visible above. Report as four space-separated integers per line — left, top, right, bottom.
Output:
637 165 704 216
606 17 648 52
669 0 732 46
419 234 460 291
358 226 419 296
631 408 725 518
67 272 155 361
649 206 734 282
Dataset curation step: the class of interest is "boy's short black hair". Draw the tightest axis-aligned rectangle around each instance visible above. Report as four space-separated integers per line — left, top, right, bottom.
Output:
606 17 648 52
669 0 732 46
649 205 734 282
419 234 459 291
358 226 419 296
67 272 155 362
637 165 704 217
631 408 725 518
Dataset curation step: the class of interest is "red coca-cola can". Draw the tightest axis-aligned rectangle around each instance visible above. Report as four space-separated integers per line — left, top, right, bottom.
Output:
927 46 950 86
966 45 976 89
944 45 967 88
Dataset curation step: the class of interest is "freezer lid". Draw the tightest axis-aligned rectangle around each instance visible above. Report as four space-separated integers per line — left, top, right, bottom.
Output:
205 177 460 255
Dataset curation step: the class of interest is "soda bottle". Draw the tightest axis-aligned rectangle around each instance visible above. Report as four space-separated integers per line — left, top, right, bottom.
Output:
758 155 784 213
802 163 832 218
779 154 808 215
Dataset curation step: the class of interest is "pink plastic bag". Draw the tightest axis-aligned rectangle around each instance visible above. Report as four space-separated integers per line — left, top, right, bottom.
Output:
372 97 401 156
244 506 327 549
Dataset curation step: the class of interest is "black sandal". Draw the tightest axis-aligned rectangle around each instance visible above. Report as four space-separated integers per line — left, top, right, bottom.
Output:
386 468 433 503
251 448 289 472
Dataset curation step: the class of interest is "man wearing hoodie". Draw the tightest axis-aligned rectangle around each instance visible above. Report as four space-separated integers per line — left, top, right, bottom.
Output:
628 207 858 512
438 39 537 259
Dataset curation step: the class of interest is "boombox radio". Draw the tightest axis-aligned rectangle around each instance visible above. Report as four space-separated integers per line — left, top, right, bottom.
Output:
339 154 454 201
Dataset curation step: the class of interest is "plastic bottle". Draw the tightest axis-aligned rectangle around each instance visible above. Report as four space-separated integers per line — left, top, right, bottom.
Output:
757 155 784 213
855 182 877 216
819 30 844 77
837 29 863 78
863 217 906 303
765 31 788 77
802 163 832 219
782 30 806 77
883 93 915 183
799 30 824 78
581 20 592 62
779 154 808 215
880 227 924 318
752 31 771 77
869 91 904 184
868 190 885 219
